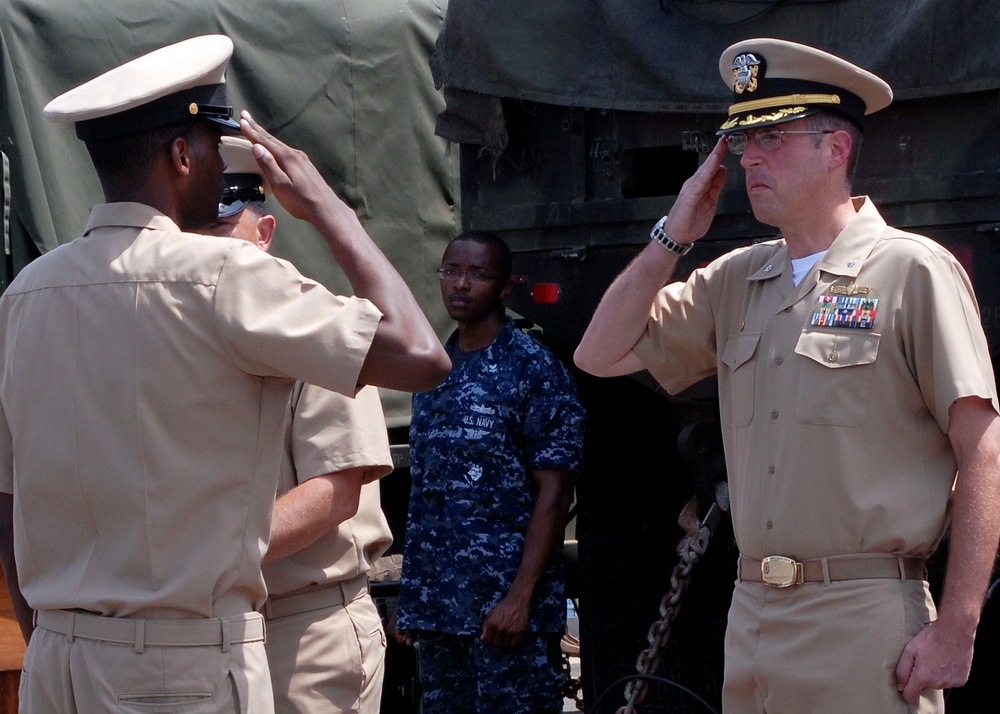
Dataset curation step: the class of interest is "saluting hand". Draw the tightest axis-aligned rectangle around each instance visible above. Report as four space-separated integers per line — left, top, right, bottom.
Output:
661 137 728 246
238 111 348 224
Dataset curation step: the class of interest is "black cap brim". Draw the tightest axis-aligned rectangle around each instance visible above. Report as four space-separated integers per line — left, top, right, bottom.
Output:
207 115 241 135
218 198 250 218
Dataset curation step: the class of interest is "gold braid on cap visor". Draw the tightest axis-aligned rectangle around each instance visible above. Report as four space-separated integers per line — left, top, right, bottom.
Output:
719 93 843 131
728 93 842 115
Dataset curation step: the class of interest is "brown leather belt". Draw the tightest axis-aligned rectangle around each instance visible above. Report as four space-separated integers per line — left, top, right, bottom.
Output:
34 609 265 653
262 574 369 620
738 554 927 588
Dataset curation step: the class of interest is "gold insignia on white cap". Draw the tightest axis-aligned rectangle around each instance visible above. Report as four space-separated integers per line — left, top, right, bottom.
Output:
732 53 762 95
717 38 892 134
43 35 239 140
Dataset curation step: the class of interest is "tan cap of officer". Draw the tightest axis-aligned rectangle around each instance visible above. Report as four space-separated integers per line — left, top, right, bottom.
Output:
43 34 241 141
717 38 892 134
218 137 269 218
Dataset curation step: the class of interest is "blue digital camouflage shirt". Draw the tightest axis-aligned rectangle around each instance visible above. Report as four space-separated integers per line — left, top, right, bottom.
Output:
397 319 585 635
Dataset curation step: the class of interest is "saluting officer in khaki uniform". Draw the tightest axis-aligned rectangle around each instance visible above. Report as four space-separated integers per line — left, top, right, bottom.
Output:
576 38 1000 713
0 36 448 713
203 137 394 713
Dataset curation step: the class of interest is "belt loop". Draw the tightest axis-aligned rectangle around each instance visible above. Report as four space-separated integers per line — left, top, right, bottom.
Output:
897 555 906 581
31 610 38 628
220 617 231 653
821 558 831 587
134 620 145 654
66 612 76 643
262 599 274 620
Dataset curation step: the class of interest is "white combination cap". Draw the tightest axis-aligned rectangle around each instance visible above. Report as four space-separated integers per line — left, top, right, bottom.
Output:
717 38 892 134
44 34 240 141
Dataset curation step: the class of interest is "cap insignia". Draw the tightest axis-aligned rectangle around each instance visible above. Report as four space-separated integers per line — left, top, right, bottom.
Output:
732 53 763 94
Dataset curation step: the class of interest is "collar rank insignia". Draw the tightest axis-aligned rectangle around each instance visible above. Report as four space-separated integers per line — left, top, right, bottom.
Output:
811 295 879 329
732 52 763 94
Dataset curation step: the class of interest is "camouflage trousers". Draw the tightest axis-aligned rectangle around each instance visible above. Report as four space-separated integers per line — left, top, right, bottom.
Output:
415 630 563 714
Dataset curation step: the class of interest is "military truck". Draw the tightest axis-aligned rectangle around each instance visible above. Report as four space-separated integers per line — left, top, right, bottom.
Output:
2 1 1000 713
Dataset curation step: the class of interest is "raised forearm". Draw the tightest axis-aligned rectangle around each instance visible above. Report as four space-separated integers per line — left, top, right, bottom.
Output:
575 138 727 378
575 243 679 377
239 112 449 392
309 199 448 391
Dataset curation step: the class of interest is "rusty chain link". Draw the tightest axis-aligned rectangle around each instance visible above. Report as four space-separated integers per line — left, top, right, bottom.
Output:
616 481 729 714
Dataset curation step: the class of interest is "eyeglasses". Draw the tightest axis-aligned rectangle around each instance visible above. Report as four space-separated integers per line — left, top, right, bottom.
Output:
436 267 501 284
726 129 835 155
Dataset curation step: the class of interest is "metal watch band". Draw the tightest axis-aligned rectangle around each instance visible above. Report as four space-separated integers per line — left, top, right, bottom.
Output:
650 216 693 256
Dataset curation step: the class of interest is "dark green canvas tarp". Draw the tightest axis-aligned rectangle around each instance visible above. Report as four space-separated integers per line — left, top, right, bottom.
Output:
430 0 1000 147
0 0 458 425
432 0 1000 112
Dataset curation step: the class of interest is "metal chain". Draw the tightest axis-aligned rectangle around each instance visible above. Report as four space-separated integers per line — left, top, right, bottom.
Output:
617 482 729 714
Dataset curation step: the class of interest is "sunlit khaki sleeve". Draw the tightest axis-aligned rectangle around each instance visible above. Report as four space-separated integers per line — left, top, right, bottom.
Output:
290 383 393 485
263 383 394 594
212 244 383 397
899 248 999 432
634 245 763 395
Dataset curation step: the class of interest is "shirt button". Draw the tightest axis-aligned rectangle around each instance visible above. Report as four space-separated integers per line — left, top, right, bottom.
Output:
784 306 792 313
768 465 776 474
770 410 779 420
766 520 774 529
775 356 784 365
827 351 839 363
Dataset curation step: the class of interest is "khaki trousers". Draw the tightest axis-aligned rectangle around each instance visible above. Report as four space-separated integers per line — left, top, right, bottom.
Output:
21 614 272 713
723 578 945 713
263 577 386 714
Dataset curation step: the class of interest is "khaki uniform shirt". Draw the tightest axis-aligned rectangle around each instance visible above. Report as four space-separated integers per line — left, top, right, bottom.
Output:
636 198 997 562
262 382 393 596
0 203 381 619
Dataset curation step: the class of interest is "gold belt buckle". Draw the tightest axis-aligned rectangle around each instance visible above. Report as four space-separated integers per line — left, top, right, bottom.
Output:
760 556 803 588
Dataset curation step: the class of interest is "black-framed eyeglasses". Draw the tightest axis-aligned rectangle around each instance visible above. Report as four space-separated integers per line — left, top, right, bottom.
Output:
436 267 501 284
726 129 835 156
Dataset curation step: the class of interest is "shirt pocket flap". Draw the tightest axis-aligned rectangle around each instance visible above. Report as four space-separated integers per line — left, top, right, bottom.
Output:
721 332 761 372
794 330 880 368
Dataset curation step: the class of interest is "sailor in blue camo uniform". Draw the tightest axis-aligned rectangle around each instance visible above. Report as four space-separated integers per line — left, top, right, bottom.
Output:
393 231 585 713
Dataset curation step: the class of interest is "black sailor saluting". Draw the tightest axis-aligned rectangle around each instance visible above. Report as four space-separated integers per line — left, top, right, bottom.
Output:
0 33 448 713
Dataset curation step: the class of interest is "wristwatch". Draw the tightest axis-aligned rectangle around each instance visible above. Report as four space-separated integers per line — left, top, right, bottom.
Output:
650 216 693 256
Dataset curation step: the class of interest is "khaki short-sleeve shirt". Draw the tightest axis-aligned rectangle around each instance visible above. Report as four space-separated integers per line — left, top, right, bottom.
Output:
636 198 997 561
0 203 382 618
262 383 393 596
